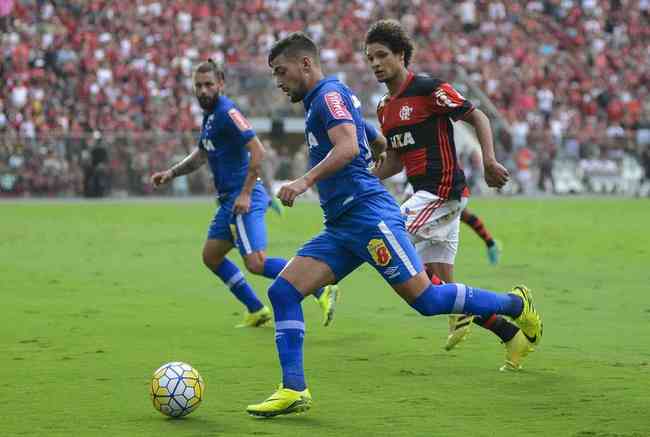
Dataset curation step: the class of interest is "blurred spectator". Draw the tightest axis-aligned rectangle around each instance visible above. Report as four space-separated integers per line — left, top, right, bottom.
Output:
0 0 647 196
515 146 534 194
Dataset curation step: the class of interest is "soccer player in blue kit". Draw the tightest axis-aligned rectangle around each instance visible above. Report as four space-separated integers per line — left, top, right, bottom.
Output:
151 60 339 328
246 33 543 417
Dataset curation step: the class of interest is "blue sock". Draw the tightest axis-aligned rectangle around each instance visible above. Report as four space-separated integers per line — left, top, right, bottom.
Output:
262 257 287 279
213 258 264 313
410 283 523 318
268 277 306 391
263 257 325 299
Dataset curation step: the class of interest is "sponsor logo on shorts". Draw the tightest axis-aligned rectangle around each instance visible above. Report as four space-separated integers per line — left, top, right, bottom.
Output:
367 238 392 267
383 265 400 279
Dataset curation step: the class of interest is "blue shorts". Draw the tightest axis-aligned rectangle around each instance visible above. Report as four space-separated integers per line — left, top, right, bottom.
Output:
207 183 270 257
297 192 423 285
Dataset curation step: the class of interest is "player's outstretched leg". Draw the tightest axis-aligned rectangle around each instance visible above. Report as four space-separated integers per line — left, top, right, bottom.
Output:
404 278 543 347
429 273 526 358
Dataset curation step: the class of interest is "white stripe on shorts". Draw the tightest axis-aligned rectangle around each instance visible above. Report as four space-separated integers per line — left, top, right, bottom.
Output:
378 221 417 276
452 283 467 314
235 214 253 254
275 320 305 331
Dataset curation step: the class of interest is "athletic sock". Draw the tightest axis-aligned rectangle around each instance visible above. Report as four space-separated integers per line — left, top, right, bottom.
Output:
473 314 519 342
461 210 494 247
213 258 263 312
268 277 306 391
410 283 523 318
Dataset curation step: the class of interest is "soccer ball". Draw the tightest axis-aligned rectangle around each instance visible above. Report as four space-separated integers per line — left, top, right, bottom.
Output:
150 362 205 417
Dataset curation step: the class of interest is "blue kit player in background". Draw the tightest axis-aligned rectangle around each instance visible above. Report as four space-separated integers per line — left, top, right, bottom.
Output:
151 60 339 328
246 33 543 417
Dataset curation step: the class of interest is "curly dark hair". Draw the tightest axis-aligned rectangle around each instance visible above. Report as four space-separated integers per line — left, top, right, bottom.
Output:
268 32 320 67
364 19 415 68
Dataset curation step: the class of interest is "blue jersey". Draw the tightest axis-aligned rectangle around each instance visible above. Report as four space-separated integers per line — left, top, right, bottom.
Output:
303 77 387 222
198 95 256 198
364 120 379 144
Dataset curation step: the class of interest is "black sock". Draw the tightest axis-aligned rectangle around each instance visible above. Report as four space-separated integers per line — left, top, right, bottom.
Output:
473 314 519 343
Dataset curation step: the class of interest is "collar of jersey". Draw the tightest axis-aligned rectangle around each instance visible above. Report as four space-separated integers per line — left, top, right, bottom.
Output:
388 70 415 101
303 75 339 110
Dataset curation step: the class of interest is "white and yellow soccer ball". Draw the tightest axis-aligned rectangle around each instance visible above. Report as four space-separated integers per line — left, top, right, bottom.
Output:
150 362 205 417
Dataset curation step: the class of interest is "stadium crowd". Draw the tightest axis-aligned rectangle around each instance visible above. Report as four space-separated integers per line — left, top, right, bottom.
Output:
1 0 649 196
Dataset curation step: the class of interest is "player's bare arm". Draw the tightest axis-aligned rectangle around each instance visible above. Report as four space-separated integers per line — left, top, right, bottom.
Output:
151 148 208 188
462 108 510 189
233 136 266 215
278 123 359 207
369 133 388 170
372 149 403 180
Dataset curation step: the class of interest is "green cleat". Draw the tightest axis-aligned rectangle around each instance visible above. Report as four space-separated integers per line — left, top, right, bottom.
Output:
269 196 285 217
247 386 312 417
444 315 474 350
235 306 272 328
510 285 543 346
500 330 535 372
316 285 340 327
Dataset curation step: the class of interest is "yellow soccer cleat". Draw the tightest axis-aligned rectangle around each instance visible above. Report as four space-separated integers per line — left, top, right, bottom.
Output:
499 330 535 372
510 285 543 346
444 315 474 350
235 306 272 328
246 386 312 417
316 285 340 327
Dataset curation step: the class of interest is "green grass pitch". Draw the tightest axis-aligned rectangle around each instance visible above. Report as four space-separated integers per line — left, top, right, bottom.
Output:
1 198 649 437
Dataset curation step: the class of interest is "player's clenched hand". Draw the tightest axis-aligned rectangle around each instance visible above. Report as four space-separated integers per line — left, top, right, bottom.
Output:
233 192 251 215
151 170 174 188
277 177 309 207
483 159 510 189
374 151 387 172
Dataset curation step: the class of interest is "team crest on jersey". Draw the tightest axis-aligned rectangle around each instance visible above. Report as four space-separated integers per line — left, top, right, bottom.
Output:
324 92 352 120
399 105 414 121
228 108 252 131
367 238 392 267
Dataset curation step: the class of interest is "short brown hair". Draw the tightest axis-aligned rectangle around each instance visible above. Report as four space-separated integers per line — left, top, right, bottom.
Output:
365 19 415 68
193 59 225 81
268 32 320 67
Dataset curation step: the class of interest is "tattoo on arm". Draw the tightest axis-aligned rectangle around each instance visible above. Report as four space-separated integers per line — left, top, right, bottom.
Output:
170 148 207 177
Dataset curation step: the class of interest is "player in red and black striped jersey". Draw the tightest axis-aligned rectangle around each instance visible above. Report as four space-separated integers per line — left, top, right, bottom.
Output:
365 19 532 370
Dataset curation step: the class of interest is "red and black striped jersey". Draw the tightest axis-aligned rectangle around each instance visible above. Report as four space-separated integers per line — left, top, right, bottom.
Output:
377 71 474 200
